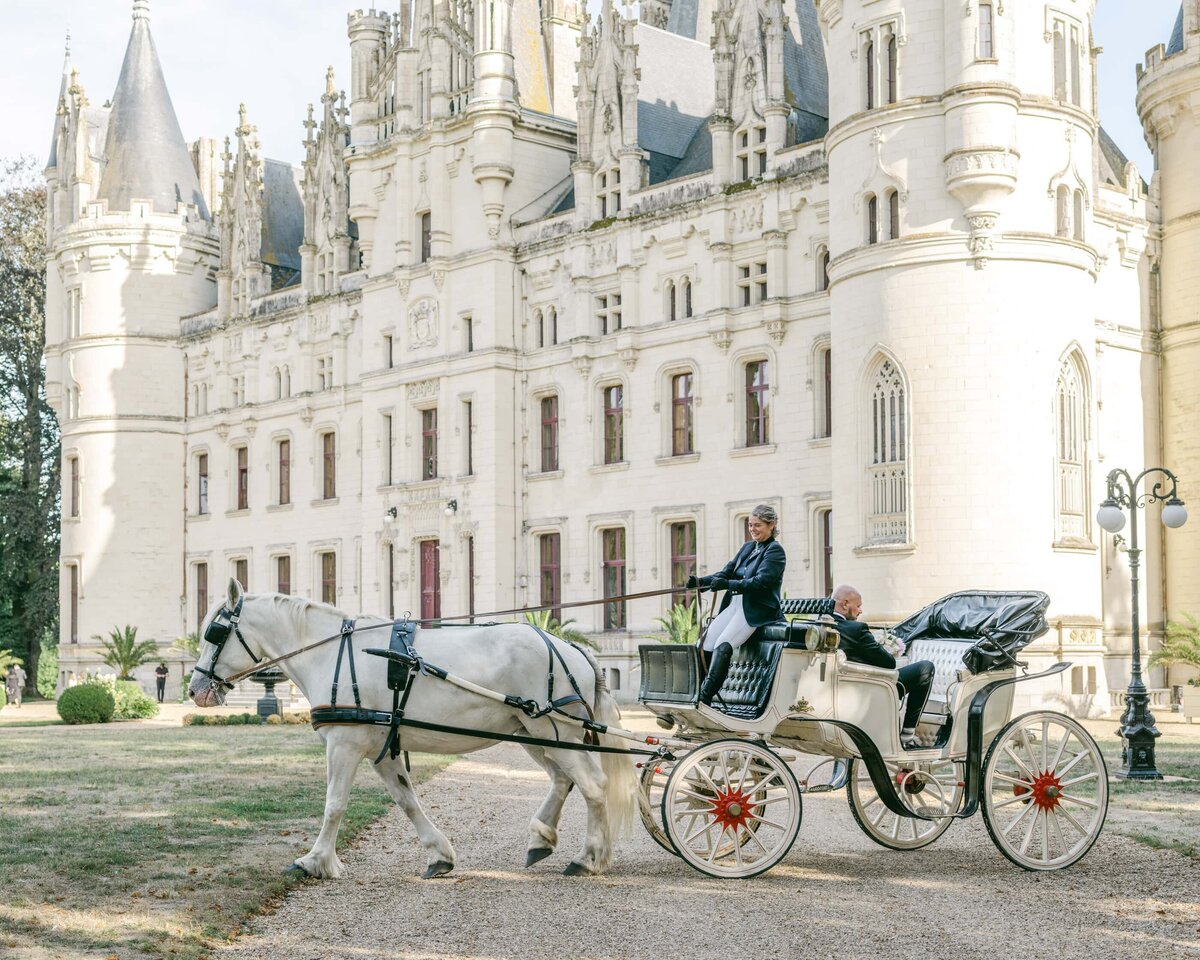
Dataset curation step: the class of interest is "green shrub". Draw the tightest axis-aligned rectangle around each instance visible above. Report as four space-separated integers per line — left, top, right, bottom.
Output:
0 686 6 713
36 637 58 699
57 684 115 724
113 680 159 720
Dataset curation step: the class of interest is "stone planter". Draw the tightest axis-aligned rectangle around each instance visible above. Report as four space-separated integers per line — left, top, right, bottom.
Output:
1182 686 1200 722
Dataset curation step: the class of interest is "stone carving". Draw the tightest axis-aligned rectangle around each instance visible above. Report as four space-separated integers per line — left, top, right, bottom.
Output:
409 297 438 348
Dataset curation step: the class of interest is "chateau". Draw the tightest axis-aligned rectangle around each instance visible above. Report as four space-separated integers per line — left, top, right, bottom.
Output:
43 0 1200 711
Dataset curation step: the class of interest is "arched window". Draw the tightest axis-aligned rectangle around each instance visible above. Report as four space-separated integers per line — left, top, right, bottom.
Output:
866 357 908 544
817 246 830 291
666 280 676 321
682 278 693 318
1055 353 1089 541
866 194 879 244
1072 190 1085 242
547 306 558 346
865 39 875 109
886 190 900 240
282 367 290 399
1055 185 1071 238
534 308 544 348
886 34 898 104
274 368 282 400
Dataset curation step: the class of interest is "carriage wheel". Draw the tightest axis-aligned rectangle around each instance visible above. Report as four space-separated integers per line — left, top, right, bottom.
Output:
981 711 1108 871
846 758 961 851
639 761 676 855
661 739 802 879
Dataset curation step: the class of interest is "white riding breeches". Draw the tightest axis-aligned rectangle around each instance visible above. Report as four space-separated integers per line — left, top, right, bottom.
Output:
702 595 757 652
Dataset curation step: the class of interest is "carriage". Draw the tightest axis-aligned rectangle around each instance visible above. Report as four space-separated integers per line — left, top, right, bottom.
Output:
633 591 1109 878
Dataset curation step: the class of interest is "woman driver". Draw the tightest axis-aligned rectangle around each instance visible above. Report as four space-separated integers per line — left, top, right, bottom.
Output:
686 504 785 705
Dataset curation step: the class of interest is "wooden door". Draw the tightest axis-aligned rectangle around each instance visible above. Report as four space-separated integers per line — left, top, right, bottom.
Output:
420 540 441 621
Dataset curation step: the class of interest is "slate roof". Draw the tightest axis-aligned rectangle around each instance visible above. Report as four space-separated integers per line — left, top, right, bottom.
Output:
96 13 209 219
1098 126 1146 193
1168 4 1185 55
260 160 304 278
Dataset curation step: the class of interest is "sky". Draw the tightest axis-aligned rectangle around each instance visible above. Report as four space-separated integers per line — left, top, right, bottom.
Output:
0 0 1184 173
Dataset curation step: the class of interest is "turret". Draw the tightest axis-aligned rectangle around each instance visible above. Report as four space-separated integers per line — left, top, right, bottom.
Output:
470 0 519 240
816 0 1102 630
1138 3 1200 650
44 0 217 680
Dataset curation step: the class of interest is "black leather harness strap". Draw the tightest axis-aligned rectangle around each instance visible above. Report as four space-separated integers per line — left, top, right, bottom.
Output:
330 618 361 710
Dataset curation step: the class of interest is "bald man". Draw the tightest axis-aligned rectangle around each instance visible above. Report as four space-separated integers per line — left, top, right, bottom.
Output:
830 585 934 749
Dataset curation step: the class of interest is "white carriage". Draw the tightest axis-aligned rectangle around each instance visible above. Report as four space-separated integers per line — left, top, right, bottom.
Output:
636 591 1108 879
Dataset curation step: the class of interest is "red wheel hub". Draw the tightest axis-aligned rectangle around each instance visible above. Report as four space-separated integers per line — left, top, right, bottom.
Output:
709 787 755 832
1013 770 1063 811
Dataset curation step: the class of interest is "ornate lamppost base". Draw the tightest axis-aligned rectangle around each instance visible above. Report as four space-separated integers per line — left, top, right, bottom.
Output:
1116 702 1163 780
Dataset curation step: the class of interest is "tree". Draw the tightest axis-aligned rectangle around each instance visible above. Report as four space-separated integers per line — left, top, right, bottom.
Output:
0 647 24 673
654 602 701 645
1149 614 1200 673
0 157 58 698
95 626 158 680
523 610 599 651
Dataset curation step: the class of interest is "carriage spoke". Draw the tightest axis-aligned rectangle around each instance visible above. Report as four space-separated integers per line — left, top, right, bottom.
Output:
1054 748 1088 780
1040 809 1050 862
1049 725 1071 773
747 814 788 831
677 787 719 805
1001 798 1037 837
890 814 903 840
1059 772 1099 789
747 793 792 807
735 753 753 793
991 792 1032 809
1057 803 1091 837
683 816 719 847
990 771 1030 788
745 825 771 856
1003 745 1036 781
1022 729 1042 782
1049 805 1070 853
1040 719 1050 771
870 804 890 828
1018 803 1040 855
1058 792 1098 810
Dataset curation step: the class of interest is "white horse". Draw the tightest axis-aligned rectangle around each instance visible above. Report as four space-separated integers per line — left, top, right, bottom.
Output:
188 579 637 879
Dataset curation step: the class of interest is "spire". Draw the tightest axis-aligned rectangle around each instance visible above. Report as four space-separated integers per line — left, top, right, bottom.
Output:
96 1 209 218
47 30 72 167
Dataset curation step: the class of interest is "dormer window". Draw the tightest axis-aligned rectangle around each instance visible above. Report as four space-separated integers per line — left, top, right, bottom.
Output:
596 167 621 219
736 125 768 181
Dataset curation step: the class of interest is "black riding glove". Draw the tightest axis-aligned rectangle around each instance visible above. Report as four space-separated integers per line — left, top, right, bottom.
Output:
709 576 729 592
685 575 699 589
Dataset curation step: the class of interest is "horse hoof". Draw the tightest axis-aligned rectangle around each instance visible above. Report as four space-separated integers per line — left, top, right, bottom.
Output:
526 847 554 867
285 862 310 878
421 860 454 879
563 861 592 877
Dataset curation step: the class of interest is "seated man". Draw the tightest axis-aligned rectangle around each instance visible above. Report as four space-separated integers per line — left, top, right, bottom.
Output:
830 584 934 749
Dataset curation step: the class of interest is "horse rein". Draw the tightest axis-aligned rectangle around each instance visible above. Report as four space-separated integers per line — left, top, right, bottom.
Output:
197 585 704 689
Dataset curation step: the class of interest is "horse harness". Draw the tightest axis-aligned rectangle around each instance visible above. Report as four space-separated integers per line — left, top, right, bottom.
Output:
197 608 608 765
193 596 263 691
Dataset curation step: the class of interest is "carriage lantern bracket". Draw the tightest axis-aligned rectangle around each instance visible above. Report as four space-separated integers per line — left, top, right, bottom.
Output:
1095 466 1187 780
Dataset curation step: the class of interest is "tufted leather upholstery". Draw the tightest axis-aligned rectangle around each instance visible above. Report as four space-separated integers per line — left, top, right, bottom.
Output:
780 597 836 617
905 638 975 715
714 640 783 720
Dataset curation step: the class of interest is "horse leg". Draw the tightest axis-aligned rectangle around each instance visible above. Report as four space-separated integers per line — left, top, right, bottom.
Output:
293 736 363 879
540 749 612 876
521 745 574 867
372 756 456 879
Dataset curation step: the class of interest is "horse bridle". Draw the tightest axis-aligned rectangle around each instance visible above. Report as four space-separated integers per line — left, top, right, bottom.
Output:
193 597 263 691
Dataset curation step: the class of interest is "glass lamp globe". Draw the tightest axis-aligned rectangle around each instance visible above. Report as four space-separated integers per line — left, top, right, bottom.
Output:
1162 499 1188 529
1096 501 1126 534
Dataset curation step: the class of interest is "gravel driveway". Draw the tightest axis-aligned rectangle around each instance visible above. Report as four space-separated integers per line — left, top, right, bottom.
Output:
218 744 1200 960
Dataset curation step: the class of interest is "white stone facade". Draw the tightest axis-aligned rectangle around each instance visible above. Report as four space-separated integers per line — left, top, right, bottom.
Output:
41 1 1199 712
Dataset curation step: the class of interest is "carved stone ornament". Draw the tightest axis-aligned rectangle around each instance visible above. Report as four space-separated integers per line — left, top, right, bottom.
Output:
397 278 410 299
710 329 733 353
409 297 439 348
766 318 787 344
406 379 439 400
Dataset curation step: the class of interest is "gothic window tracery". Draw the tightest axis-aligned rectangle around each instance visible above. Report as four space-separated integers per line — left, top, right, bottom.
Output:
865 357 908 545
1055 352 1090 541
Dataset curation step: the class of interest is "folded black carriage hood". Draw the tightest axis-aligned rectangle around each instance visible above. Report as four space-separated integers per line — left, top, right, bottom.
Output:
892 590 1051 673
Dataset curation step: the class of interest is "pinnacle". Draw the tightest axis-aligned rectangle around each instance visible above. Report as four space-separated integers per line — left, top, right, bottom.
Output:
133 0 150 22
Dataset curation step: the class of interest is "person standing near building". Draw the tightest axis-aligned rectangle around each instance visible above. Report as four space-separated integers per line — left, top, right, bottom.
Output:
154 662 169 704
5 664 26 707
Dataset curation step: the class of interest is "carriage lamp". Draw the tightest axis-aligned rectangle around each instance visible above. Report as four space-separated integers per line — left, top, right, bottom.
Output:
1097 466 1188 780
384 506 398 523
444 499 458 516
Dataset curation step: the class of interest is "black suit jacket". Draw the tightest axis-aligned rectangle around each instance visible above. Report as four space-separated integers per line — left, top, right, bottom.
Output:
831 613 896 669
699 538 785 627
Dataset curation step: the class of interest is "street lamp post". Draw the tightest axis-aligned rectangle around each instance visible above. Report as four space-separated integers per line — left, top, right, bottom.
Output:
1096 467 1188 780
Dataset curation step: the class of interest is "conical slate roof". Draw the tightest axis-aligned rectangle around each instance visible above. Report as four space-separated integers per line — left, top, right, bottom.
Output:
97 4 208 219
1167 4 1185 55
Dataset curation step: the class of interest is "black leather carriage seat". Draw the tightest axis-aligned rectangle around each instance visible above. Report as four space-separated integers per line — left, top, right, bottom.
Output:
760 597 834 644
714 640 784 720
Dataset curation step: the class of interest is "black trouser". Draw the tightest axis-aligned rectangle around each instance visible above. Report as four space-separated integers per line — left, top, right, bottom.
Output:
897 660 934 731
156 678 166 703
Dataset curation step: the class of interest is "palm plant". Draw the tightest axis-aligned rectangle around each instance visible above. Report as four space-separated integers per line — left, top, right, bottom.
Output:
523 610 599 651
1148 614 1200 672
172 631 201 659
654 602 701 645
0 648 24 674
94 625 159 680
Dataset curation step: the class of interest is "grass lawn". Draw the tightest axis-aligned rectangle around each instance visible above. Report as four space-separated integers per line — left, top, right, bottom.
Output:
0 723 452 960
1096 728 1200 860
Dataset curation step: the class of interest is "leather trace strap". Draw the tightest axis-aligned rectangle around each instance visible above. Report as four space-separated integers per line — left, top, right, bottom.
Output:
330 619 361 710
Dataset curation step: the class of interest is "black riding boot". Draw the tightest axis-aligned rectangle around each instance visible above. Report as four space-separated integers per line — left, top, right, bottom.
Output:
699 642 734 706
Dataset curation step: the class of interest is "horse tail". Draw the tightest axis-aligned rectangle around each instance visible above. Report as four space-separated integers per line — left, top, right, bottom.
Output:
578 647 637 841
